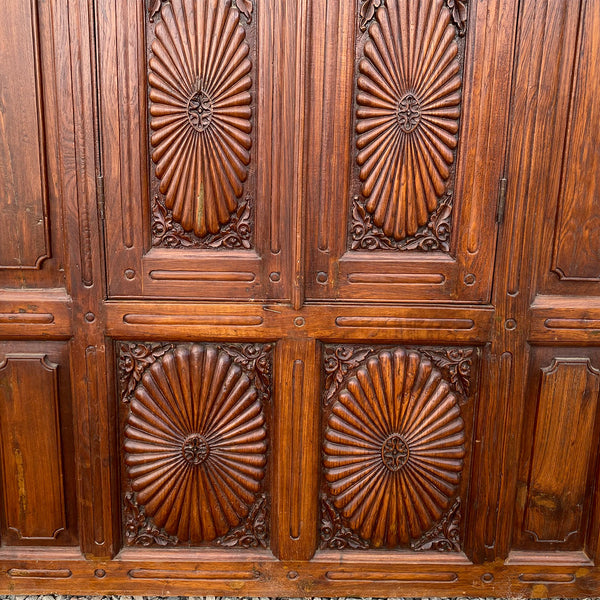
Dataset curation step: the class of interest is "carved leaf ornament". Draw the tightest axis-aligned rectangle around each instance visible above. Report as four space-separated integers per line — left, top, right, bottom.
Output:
149 0 252 237
356 0 462 242
124 344 267 543
323 349 465 548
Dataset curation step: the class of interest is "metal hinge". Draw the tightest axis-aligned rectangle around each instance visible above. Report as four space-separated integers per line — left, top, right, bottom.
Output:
496 177 507 224
97 174 105 221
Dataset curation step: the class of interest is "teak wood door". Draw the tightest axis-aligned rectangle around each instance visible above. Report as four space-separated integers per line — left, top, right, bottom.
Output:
1 0 600 597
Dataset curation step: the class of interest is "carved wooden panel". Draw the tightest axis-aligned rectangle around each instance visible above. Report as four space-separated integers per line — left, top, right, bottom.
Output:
351 0 465 252
7 0 600 594
0 354 66 541
119 341 271 547
514 353 600 551
100 0 294 300
320 344 477 551
148 0 255 248
305 0 514 304
0 1 49 269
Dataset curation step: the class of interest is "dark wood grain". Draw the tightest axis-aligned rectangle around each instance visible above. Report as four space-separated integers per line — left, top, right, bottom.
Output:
0 343 78 547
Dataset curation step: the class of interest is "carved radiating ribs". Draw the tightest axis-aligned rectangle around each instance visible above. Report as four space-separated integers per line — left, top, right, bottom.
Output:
322 346 467 549
120 342 272 546
148 0 254 244
353 0 466 250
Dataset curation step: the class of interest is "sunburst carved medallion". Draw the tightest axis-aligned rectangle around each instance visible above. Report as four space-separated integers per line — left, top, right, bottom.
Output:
323 348 466 548
149 0 253 238
123 343 269 545
355 0 462 245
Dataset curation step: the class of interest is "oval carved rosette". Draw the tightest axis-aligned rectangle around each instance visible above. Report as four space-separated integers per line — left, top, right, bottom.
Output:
123 343 268 545
148 0 253 240
352 0 464 249
323 348 466 548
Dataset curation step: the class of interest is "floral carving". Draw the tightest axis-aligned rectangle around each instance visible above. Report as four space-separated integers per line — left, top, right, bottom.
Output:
233 0 253 22
354 0 462 246
152 195 253 249
122 343 269 545
216 493 268 548
149 0 253 238
323 345 376 406
359 0 384 31
445 0 468 36
411 497 461 551
221 343 274 401
148 0 168 22
320 495 369 550
323 348 465 548
119 342 174 403
124 492 178 546
420 347 474 397
350 194 452 252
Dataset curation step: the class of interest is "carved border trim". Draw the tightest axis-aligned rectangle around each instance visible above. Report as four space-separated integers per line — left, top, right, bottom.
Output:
124 492 178 547
216 493 268 548
359 0 469 36
319 494 369 550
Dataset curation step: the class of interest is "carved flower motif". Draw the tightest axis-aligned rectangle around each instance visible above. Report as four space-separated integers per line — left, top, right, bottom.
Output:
359 0 384 30
233 0 253 21
356 0 461 242
124 344 267 544
323 348 465 548
149 0 252 237
446 0 468 35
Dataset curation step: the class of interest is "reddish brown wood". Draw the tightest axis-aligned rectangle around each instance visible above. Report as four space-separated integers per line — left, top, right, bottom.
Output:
0 343 78 547
1 0 600 596
0 1 49 270
119 341 271 547
514 352 600 552
0 356 65 540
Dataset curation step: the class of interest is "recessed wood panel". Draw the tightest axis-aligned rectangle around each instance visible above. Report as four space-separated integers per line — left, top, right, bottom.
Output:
148 0 254 246
100 0 297 300
305 0 516 303
0 1 49 269
550 1 600 283
514 352 600 551
522 0 600 297
320 344 478 553
0 355 65 540
352 0 463 250
118 341 272 548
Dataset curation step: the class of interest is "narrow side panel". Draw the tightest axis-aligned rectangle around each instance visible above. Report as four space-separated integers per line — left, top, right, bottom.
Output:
551 0 600 282
514 354 600 551
0 355 65 540
0 1 49 269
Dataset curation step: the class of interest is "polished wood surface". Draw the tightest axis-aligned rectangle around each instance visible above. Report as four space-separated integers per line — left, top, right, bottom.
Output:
1 0 600 596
